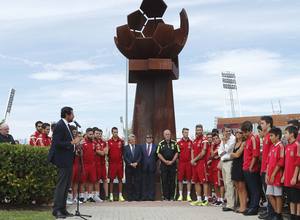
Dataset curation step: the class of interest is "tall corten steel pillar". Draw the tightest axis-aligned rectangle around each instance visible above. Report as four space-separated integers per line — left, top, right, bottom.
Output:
114 0 189 144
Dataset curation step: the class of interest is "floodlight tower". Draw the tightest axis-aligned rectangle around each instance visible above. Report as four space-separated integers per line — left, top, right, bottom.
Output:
221 71 241 117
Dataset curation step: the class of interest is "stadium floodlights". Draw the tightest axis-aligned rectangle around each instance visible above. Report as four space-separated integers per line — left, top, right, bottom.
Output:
221 72 236 79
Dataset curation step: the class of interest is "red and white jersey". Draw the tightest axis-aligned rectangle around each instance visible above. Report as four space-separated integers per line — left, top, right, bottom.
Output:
94 138 107 165
192 135 208 163
177 138 192 163
284 141 300 188
266 141 284 186
82 138 96 165
243 133 260 172
211 143 221 169
108 137 124 164
261 133 272 174
36 133 52 147
29 131 42 146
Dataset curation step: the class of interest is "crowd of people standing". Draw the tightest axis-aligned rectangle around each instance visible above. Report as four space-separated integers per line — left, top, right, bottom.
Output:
1 111 300 220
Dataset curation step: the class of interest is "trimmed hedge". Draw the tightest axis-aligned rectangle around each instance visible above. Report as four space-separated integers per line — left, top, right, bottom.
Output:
0 144 57 205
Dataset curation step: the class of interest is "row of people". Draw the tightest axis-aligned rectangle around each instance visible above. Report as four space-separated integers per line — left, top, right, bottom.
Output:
219 118 300 220
66 118 300 220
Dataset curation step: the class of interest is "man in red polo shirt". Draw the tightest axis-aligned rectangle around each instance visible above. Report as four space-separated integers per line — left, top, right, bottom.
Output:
190 124 209 206
108 127 125 202
259 116 275 219
283 126 300 220
81 128 100 202
177 128 193 202
94 128 108 201
36 123 52 146
29 121 43 146
241 121 261 216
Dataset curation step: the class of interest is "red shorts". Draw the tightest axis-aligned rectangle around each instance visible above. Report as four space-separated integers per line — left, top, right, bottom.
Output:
81 163 97 183
96 163 107 181
108 163 123 180
72 165 81 183
192 160 208 184
212 168 224 187
207 165 214 184
178 161 192 181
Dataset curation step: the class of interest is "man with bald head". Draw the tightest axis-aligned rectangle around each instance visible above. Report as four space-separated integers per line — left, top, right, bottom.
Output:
157 129 180 201
0 123 16 144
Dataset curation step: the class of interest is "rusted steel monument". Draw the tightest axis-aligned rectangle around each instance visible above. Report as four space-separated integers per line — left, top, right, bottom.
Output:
114 0 189 144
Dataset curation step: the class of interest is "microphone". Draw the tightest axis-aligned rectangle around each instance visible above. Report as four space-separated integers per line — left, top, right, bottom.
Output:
74 120 81 128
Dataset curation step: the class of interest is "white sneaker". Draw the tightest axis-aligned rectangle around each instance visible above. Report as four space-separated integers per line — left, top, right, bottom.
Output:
74 198 83 204
93 194 103 203
66 198 73 205
83 195 88 203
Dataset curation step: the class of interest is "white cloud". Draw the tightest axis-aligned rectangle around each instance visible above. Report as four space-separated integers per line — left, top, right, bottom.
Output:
192 49 283 77
45 60 100 71
30 71 68 80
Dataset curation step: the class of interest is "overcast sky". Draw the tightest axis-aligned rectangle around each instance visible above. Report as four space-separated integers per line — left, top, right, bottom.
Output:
0 0 299 141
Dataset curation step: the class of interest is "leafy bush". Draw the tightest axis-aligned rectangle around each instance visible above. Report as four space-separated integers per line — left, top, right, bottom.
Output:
0 144 57 205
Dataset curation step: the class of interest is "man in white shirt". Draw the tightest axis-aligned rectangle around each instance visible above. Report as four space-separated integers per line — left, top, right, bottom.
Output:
218 126 236 211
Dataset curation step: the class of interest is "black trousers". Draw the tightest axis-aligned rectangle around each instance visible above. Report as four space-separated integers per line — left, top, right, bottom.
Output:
125 166 141 201
160 164 176 200
261 172 275 215
53 167 72 213
142 170 156 200
244 171 261 210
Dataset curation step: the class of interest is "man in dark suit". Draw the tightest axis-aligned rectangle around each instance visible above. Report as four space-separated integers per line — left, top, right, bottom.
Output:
141 134 157 201
48 107 81 219
123 134 142 201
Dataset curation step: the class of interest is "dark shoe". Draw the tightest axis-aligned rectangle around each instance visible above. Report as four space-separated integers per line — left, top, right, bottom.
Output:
274 213 283 220
62 210 74 217
244 208 258 216
236 209 247 214
52 211 66 219
222 207 234 212
259 212 270 219
87 197 95 202
259 211 268 218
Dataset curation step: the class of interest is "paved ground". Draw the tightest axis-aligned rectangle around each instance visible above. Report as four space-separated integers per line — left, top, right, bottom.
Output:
67 201 259 220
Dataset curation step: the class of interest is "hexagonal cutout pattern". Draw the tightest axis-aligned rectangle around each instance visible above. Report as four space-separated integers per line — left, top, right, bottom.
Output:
127 10 147 31
140 0 167 18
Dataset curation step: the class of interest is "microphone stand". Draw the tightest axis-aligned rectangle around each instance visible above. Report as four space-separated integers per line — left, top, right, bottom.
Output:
74 143 92 220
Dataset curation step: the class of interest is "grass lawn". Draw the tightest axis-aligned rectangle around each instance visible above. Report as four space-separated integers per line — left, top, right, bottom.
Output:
0 210 54 220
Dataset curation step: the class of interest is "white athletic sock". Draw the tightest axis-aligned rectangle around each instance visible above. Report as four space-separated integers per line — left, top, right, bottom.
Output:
119 193 122 197
68 193 73 200
204 196 208 201
179 191 183 196
187 191 191 196
197 196 202 202
110 193 113 197
80 193 84 198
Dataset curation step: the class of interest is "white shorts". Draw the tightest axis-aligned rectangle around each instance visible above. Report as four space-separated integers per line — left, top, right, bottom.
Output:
266 185 282 196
